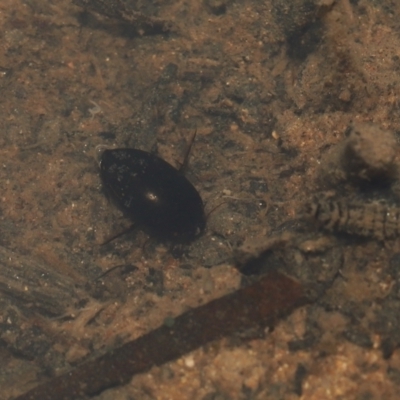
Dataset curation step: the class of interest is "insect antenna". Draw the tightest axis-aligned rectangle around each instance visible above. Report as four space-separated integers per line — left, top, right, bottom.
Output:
101 223 136 245
205 201 227 220
178 130 197 174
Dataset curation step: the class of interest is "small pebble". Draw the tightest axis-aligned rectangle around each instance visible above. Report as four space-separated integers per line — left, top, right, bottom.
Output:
184 355 195 368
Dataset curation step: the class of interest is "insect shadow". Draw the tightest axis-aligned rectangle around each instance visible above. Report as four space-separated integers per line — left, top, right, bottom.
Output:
98 132 208 254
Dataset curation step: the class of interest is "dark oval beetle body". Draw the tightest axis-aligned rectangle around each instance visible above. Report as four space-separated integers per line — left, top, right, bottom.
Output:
100 148 206 243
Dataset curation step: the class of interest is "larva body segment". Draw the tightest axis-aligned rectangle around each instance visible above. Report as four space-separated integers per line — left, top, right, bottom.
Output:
307 199 400 240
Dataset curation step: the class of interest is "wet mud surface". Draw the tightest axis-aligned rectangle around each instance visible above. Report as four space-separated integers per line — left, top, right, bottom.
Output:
2 0 400 399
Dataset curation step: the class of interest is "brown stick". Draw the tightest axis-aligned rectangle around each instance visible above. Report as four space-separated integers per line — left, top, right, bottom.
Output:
14 271 309 400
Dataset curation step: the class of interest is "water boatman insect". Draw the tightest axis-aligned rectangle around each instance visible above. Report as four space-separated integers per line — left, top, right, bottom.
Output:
99 144 206 244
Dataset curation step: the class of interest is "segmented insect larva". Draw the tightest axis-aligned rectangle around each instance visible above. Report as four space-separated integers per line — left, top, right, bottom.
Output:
306 199 400 240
